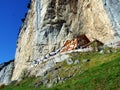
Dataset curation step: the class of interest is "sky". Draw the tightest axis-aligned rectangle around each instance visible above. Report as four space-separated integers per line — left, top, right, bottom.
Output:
0 0 29 64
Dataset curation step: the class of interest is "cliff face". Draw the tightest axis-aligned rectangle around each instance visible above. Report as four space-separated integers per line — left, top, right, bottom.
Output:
0 60 14 85
104 0 120 39
12 0 120 80
11 0 35 81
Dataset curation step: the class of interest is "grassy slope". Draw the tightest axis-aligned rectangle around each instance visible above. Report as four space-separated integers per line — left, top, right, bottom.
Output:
50 56 120 90
2 49 120 90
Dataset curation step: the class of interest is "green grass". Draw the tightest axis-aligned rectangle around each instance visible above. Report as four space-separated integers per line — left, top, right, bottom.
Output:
2 49 120 90
51 57 120 90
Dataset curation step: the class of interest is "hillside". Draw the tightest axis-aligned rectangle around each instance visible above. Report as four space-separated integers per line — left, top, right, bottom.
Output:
2 49 120 90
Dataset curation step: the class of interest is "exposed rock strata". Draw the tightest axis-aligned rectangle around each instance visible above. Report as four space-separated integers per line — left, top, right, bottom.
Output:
0 60 14 85
12 0 120 80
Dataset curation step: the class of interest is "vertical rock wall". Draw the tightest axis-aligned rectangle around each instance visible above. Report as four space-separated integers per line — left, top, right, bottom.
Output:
12 0 120 80
0 61 14 85
12 0 36 80
103 0 120 42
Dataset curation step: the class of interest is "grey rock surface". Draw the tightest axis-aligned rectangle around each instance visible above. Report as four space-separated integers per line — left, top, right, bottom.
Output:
74 60 79 65
66 58 73 65
12 0 120 80
0 60 14 85
103 0 120 40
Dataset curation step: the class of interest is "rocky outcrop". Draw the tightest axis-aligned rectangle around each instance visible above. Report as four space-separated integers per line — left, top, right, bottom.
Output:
103 0 120 41
12 0 120 80
29 53 70 77
0 60 14 85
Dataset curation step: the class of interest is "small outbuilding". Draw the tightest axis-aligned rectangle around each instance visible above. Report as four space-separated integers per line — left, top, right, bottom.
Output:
61 34 91 52
61 34 104 52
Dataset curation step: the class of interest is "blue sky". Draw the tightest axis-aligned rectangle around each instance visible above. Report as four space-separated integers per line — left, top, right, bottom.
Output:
0 0 29 63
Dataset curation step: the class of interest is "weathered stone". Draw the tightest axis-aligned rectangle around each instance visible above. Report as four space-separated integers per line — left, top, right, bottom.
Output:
29 53 70 77
74 60 79 65
82 59 90 63
0 60 14 85
106 50 112 54
41 79 49 85
12 0 120 80
47 83 53 88
36 60 55 77
66 58 73 65
52 78 58 84
99 50 104 54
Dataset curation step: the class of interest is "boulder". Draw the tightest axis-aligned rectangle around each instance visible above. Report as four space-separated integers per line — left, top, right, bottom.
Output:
74 60 79 64
99 50 104 54
82 59 90 63
66 58 73 65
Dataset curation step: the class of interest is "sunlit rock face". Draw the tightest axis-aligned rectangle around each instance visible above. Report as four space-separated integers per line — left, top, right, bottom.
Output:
103 0 120 42
0 60 14 85
12 0 120 80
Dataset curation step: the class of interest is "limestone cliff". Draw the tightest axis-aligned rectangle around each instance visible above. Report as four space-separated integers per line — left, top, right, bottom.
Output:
12 0 120 80
0 60 14 85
